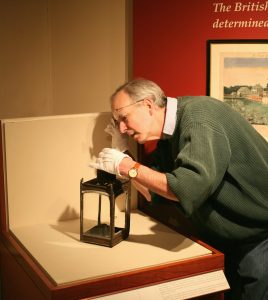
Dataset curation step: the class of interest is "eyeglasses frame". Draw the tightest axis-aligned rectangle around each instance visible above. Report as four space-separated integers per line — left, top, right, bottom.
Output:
113 98 145 124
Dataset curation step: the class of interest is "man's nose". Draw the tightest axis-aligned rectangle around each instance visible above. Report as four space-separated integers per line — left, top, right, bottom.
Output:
119 120 127 133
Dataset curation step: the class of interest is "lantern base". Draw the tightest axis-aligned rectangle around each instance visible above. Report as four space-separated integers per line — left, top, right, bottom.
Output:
81 225 127 247
85 224 111 238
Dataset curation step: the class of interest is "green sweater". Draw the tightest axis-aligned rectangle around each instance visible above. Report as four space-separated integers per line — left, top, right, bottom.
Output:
153 96 268 246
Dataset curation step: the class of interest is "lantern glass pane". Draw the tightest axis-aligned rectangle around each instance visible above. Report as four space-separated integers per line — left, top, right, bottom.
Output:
82 192 111 237
114 193 128 229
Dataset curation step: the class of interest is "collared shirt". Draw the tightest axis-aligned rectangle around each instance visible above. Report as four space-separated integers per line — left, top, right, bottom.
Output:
162 97 178 138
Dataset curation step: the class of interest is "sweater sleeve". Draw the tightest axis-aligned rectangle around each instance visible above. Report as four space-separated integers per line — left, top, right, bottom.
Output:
166 122 231 217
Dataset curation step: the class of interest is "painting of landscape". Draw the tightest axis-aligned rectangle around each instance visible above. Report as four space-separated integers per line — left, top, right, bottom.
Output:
223 56 268 125
208 41 268 140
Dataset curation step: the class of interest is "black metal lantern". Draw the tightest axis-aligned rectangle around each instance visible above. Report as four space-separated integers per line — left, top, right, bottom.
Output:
80 170 131 247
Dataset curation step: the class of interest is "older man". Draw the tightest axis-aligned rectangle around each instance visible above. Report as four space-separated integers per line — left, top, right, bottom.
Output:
90 78 268 300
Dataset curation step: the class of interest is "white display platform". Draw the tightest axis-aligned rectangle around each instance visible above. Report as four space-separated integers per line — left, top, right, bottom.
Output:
11 210 211 285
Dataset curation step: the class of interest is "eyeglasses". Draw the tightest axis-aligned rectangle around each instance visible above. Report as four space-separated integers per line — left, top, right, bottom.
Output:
113 99 145 125
114 99 144 113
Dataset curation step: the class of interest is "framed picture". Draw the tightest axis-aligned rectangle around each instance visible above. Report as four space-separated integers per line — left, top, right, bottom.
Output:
207 39 268 140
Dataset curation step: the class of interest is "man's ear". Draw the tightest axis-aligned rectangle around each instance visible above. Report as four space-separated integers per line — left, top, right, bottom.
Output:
143 98 155 115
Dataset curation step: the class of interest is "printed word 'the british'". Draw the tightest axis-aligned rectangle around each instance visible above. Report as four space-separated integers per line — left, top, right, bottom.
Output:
213 1 268 12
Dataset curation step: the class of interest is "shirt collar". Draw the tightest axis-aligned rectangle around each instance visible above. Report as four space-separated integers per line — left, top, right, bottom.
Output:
162 97 178 138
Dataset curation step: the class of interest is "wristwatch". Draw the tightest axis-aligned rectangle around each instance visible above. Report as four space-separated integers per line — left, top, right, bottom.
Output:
128 162 141 178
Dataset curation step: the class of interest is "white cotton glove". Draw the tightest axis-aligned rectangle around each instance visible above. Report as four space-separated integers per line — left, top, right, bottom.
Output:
89 148 131 177
104 118 129 152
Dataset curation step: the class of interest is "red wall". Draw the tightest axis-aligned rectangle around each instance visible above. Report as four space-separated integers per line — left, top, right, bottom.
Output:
133 0 268 97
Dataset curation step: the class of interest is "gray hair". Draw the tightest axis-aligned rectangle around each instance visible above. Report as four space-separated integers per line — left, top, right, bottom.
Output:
111 78 166 107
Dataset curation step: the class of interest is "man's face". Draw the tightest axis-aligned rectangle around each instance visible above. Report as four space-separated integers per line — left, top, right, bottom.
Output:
111 90 153 144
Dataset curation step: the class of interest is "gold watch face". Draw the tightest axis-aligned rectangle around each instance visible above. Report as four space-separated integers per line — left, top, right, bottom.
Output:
129 168 138 178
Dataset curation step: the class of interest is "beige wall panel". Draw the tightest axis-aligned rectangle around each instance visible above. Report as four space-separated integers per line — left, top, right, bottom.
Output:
3 113 113 228
0 0 128 118
0 0 52 119
50 0 127 115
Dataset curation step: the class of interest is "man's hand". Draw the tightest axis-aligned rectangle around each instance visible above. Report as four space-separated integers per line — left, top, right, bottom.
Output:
105 118 129 152
89 148 131 177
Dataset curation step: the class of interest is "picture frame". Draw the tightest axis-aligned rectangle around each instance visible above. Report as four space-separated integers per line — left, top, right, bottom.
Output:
207 39 268 140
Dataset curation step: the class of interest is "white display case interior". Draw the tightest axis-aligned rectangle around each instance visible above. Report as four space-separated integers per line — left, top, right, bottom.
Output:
0 113 228 299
